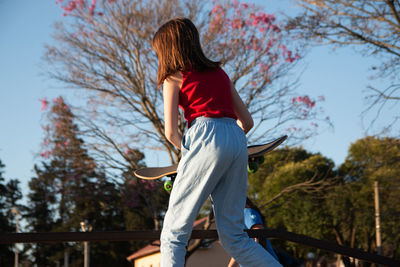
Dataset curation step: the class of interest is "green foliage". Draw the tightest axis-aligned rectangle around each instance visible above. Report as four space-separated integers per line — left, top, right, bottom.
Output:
248 137 400 262
337 136 400 257
248 147 335 206
248 147 336 259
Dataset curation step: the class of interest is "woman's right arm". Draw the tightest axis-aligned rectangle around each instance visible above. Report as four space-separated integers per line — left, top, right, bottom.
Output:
163 73 183 149
230 82 254 134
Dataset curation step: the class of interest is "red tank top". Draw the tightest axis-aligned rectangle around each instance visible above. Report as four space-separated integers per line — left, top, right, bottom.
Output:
179 68 238 127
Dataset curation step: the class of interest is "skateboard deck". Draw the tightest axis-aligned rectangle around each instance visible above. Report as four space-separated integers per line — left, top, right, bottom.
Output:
134 135 287 180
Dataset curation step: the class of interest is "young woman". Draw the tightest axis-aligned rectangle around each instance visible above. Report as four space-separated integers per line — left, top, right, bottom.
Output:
152 17 282 267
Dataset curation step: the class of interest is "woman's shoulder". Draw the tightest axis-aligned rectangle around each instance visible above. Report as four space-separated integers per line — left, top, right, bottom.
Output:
164 71 183 88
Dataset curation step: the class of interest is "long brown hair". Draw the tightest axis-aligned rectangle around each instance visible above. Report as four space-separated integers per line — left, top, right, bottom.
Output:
152 17 220 86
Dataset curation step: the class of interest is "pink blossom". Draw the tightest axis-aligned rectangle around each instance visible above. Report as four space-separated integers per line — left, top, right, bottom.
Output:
272 25 280 33
89 4 95 16
78 0 85 8
269 13 276 21
286 57 295 63
40 150 51 159
281 44 287 53
302 96 310 104
259 63 269 72
39 98 49 111
211 5 223 15
64 140 69 146
262 16 270 24
266 40 274 50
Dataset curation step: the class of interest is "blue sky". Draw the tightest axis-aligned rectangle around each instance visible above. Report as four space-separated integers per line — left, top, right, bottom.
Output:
0 0 395 196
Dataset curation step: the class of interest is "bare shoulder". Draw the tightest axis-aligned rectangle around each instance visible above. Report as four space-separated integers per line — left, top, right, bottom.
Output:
164 71 183 89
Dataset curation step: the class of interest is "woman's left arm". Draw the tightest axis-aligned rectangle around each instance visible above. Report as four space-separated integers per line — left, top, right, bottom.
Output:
163 73 182 149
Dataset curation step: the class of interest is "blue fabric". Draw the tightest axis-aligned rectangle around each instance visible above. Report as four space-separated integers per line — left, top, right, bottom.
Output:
160 117 282 267
244 208 263 229
243 208 280 262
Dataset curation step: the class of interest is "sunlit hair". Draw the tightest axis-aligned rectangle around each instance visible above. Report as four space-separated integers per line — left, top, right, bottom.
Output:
152 17 220 86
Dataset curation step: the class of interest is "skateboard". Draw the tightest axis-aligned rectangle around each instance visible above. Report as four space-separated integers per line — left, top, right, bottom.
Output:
134 135 287 192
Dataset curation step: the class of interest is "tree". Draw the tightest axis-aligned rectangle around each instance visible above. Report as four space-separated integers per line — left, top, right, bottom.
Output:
247 147 336 260
287 0 400 134
247 138 400 264
336 136 400 260
46 0 330 174
120 148 169 231
0 160 23 267
30 96 153 266
24 164 62 266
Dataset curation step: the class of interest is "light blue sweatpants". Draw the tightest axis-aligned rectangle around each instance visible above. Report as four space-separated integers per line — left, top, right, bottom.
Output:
160 117 282 267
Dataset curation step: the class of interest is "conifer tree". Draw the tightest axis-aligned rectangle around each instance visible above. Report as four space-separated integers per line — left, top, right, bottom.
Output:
0 160 23 267
24 164 60 265
29 97 140 266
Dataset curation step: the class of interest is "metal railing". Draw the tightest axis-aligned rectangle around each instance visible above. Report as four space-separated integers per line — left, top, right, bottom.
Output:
1 229 399 267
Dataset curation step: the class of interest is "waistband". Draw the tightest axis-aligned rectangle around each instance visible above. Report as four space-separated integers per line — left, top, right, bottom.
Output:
190 116 236 127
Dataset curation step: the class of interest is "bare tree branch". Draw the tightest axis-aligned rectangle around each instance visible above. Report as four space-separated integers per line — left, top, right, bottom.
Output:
289 0 400 134
45 0 330 175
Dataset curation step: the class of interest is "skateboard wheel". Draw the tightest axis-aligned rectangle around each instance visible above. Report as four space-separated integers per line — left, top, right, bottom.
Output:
164 180 173 192
247 162 258 173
